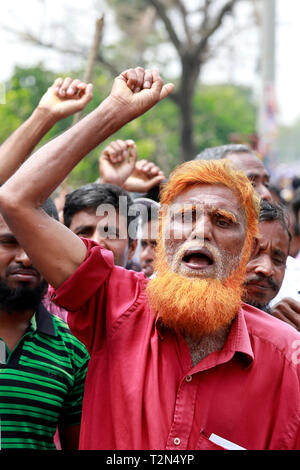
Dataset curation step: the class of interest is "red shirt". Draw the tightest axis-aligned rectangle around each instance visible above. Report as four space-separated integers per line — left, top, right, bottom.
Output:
51 239 300 450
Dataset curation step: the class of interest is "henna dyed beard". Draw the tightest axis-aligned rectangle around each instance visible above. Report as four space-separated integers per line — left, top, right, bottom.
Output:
146 241 248 339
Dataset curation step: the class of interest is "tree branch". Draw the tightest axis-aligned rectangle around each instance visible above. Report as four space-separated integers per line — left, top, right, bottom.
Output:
196 0 237 58
147 0 183 55
173 0 193 47
0 24 119 77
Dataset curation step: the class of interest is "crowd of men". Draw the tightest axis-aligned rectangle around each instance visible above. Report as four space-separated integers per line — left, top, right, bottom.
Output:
0 67 300 450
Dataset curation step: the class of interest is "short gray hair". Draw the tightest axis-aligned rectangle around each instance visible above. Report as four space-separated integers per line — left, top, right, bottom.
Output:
195 144 253 161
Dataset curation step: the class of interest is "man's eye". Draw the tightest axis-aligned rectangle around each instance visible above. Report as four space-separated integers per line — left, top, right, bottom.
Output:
217 219 230 227
102 227 117 238
0 239 17 245
248 177 257 188
213 215 232 228
77 231 90 237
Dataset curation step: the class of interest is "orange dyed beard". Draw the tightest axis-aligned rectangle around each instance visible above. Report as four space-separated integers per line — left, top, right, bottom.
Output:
146 240 249 339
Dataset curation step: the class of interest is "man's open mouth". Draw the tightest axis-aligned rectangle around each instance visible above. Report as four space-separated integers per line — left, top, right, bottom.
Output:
182 247 214 269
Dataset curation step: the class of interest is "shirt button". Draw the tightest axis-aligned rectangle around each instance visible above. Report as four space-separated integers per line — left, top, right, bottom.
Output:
174 437 181 446
185 375 193 382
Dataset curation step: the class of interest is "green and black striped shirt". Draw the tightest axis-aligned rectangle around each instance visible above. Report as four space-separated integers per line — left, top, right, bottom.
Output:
0 303 89 450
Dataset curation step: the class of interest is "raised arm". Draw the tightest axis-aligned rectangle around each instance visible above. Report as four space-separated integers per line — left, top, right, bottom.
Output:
0 77 93 184
0 68 174 289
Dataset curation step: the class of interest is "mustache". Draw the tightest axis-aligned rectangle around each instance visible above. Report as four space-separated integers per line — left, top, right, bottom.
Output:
5 263 40 278
170 240 221 267
245 274 279 291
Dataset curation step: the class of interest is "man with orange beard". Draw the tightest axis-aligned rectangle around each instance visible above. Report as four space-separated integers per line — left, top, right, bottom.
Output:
0 68 300 451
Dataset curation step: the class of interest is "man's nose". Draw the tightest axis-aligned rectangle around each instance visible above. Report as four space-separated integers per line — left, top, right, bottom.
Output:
253 254 274 277
190 214 212 241
143 244 154 260
91 231 108 250
14 248 32 266
257 184 272 202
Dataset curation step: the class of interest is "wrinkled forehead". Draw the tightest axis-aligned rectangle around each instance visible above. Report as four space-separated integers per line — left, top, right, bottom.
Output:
226 153 269 179
166 183 246 222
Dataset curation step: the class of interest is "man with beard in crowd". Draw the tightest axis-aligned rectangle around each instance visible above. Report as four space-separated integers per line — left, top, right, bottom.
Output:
244 199 300 330
196 144 300 330
244 199 291 312
0 201 89 449
0 67 300 450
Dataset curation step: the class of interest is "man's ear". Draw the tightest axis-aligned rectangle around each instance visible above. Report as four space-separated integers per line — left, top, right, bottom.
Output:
128 239 138 260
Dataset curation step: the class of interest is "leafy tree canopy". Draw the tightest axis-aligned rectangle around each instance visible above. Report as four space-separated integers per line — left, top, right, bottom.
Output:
0 64 257 188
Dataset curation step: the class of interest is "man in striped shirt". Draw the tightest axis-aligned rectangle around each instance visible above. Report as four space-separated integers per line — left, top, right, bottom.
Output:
0 204 89 450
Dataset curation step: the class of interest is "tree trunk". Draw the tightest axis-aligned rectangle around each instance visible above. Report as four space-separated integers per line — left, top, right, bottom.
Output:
178 54 201 162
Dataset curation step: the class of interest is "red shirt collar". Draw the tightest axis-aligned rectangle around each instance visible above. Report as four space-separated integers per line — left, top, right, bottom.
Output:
155 306 254 368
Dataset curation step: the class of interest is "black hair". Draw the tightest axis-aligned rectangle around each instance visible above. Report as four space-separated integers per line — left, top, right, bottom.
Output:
259 199 292 251
63 183 137 245
43 197 59 221
132 198 160 226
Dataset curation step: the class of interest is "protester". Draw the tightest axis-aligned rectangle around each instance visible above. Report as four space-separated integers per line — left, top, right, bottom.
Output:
196 144 300 329
0 68 300 450
268 188 300 312
97 138 165 275
195 144 272 201
133 197 159 278
243 199 297 318
63 183 137 268
0 76 94 325
61 139 165 271
0 202 89 450
250 196 300 330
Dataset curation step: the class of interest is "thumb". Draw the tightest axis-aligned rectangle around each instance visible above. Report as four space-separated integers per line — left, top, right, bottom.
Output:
145 174 165 191
159 83 175 101
151 69 174 101
78 83 94 106
128 144 138 167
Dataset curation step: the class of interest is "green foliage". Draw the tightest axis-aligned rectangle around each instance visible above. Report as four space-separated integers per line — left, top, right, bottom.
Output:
194 84 257 153
0 64 257 188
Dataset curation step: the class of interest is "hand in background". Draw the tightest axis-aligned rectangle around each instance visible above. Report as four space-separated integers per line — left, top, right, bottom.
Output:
123 159 165 193
98 139 137 188
271 297 300 331
38 77 94 121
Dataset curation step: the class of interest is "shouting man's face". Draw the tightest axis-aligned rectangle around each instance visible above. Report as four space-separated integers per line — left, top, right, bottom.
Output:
147 183 249 338
163 184 246 279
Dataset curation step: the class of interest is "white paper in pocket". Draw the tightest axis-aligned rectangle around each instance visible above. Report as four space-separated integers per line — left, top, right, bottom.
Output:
209 433 246 450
